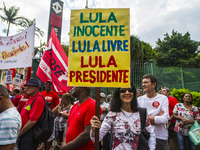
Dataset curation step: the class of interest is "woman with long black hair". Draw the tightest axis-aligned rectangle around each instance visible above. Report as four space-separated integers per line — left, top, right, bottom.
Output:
90 84 155 150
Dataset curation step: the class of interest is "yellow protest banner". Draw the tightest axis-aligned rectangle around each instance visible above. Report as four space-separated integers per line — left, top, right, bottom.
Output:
68 8 130 87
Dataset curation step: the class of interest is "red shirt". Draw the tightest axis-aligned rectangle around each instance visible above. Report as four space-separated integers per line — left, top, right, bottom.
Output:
168 96 178 123
20 92 45 129
12 95 22 107
41 90 59 110
17 94 31 113
66 98 101 150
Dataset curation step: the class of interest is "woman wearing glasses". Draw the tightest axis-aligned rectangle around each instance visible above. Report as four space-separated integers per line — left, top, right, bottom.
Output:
90 84 156 150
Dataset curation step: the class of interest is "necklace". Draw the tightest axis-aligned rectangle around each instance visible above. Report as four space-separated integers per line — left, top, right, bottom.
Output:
121 110 133 117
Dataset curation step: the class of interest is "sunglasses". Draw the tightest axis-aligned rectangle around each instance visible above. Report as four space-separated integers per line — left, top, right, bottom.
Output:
45 82 52 86
120 88 133 93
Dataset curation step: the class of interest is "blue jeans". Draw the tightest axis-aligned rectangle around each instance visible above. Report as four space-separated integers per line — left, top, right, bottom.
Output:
176 132 197 150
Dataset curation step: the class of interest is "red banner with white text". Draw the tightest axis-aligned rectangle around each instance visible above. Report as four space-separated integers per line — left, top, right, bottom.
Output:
36 28 71 92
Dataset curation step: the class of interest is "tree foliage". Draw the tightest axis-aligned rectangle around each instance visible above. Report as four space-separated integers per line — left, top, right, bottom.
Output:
171 88 200 107
130 35 156 61
0 2 44 38
155 30 200 67
0 2 28 36
17 18 44 38
61 44 69 56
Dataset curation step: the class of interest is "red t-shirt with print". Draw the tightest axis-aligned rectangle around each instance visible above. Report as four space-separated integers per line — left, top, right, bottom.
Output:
12 95 22 107
20 92 45 129
41 90 59 110
66 97 101 150
17 94 31 113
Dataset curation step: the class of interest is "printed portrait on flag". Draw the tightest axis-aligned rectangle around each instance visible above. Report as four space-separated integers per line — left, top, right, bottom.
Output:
0 24 35 69
68 8 130 88
36 27 71 93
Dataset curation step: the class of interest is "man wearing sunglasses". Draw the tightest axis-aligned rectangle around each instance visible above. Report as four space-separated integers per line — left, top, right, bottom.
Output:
41 80 59 110
137 74 170 150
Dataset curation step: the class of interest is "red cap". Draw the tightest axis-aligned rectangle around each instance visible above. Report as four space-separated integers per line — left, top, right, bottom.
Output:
58 89 66 95
45 79 52 83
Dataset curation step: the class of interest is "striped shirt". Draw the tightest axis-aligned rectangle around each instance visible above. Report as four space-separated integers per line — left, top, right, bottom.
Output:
0 107 21 145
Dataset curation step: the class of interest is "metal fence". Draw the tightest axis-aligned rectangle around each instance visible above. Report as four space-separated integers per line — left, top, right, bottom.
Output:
156 66 200 92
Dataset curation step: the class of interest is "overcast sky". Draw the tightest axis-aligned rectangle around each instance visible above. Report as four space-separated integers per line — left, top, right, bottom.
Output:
0 0 200 48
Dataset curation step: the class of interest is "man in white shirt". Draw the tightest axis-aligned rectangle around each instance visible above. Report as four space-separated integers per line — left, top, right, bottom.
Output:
0 83 21 150
137 74 170 150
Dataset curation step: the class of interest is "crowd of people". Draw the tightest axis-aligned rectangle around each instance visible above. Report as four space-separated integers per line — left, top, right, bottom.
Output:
0 74 200 150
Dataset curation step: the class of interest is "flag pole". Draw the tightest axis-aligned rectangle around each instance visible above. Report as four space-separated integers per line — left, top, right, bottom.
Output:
85 0 88 8
95 87 100 150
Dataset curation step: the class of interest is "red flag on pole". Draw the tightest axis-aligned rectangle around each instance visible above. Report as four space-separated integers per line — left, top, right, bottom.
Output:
36 27 72 93
25 67 32 84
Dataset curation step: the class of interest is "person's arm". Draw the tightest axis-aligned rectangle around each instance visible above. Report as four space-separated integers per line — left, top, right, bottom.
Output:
90 114 113 143
173 114 183 120
0 144 15 150
150 97 169 125
101 107 108 113
61 112 70 118
52 103 61 117
90 116 102 137
60 124 91 150
53 93 60 108
62 123 68 143
18 120 36 137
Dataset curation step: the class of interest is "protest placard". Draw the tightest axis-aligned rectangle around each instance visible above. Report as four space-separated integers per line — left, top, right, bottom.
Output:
68 8 130 87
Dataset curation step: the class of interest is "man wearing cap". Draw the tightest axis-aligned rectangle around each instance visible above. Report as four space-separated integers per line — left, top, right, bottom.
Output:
0 83 21 150
99 92 110 150
60 87 102 150
18 78 45 150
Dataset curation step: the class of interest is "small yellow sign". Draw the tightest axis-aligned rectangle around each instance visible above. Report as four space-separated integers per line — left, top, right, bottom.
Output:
25 105 31 111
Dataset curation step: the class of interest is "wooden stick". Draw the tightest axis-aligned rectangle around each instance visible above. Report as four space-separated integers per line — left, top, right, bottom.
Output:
95 87 100 150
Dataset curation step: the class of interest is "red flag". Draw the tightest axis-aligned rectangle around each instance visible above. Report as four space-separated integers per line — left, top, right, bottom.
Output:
25 67 32 83
36 28 71 93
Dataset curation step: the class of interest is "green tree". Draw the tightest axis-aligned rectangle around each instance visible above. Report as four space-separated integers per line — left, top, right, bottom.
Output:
155 30 200 67
0 2 28 36
130 35 156 61
34 41 46 58
17 18 44 38
61 44 69 56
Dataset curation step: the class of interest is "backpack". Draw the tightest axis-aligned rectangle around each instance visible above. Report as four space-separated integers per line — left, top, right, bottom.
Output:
31 95 54 142
137 107 150 150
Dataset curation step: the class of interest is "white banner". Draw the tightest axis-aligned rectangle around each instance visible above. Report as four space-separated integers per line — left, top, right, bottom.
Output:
0 24 35 69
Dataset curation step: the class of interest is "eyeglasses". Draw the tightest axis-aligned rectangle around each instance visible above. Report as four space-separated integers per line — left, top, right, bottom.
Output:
142 81 151 84
120 88 133 93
